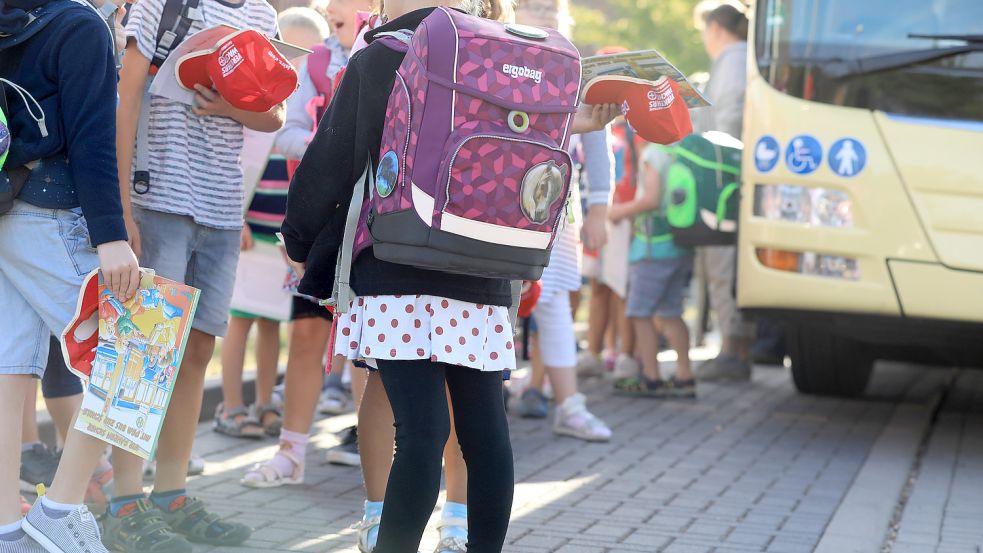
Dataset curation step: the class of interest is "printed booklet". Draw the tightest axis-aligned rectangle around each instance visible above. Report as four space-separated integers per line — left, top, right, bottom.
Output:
73 271 200 460
581 49 711 109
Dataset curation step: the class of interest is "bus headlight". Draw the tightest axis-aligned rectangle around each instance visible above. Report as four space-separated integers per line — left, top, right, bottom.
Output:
753 185 853 229
756 248 860 281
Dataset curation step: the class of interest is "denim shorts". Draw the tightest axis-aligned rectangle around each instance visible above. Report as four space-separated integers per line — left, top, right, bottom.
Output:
626 256 693 319
133 207 240 337
0 201 99 377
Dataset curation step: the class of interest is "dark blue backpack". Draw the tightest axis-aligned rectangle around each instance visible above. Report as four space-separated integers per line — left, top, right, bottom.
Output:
0 0 84 213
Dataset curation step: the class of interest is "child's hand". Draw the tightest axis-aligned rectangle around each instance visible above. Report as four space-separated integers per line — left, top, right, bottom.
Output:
124 213 141 258
286 258 306 280
240 227 254 251
192 85 234 118
97 240 140 301
571 103 621 134
582 204 609 251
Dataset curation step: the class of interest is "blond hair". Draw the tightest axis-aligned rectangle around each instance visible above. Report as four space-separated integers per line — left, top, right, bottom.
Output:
278 7 331 40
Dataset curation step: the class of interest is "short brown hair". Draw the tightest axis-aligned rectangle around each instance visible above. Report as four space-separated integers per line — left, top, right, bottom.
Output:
703 3 748 41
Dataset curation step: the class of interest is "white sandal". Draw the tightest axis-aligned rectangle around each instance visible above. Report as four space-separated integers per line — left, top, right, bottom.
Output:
240 448 303 488
434 517 468 553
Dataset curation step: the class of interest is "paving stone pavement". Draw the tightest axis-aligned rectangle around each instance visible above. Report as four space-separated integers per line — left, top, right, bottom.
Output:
887 370 983 553
180 363 946 553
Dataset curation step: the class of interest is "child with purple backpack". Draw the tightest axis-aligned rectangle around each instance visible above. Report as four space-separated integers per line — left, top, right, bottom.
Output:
281 1 617 551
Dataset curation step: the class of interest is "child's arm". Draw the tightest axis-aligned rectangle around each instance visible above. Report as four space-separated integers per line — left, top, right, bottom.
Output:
59 13 139 300
580 130 613 252
274 63 319 160
281 59 366 268
609 155 663 222
191 85 286 132
115 40 151 258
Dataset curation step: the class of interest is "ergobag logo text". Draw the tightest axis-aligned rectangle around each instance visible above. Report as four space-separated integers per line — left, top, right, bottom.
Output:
502 63 543 84
330 6 582 313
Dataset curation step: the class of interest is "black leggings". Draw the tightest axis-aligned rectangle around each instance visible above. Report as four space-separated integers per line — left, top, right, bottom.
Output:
375 359 514 553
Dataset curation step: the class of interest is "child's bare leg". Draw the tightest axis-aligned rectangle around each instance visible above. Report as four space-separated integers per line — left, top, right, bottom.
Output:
21 381 38 445
613 293 635 357
657 317 692 380
44 395 82 447
220 315 254 412
47 428 110 505
154 330 215 493
528 334 546 391
586 280 610 356
282 318 330 434
349 359 367 408
1 375 30 524
358 371 395 502
254 318 281 407
443 387 466 505
633 317 661 381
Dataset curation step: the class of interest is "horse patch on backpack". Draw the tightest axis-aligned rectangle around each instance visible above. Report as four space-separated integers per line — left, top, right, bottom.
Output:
520 160 568 224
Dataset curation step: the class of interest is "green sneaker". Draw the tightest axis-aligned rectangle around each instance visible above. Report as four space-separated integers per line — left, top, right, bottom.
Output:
156 496 251 546
101 499 192 553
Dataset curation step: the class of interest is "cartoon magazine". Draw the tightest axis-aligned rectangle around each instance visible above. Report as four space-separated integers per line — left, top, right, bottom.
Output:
67 270 200 460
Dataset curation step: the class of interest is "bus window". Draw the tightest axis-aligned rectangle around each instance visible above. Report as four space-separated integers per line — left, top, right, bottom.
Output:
754 0 983 121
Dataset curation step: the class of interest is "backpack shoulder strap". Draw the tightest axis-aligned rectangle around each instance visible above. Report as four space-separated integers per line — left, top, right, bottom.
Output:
330 155 374 314
306 45 333 97
150 0 202 73
373 30 413 53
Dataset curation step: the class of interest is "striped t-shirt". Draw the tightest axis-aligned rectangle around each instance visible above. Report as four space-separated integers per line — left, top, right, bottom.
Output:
125 0 278 230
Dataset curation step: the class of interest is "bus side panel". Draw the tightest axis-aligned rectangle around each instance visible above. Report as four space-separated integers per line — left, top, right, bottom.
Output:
738 77 935 316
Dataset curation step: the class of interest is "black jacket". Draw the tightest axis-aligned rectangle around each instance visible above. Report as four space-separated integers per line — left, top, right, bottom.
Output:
281 8 511 306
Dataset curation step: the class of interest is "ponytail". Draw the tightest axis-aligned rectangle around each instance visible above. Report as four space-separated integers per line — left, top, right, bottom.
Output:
703 3 748 41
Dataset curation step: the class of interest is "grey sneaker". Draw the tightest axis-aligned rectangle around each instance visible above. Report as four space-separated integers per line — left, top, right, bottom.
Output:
326 427 361 467
0 529 47 553
101 499 192 553
23 499 108 553
20 444 59 493
696 353 752 382
517 388 549 419
318 386 353 415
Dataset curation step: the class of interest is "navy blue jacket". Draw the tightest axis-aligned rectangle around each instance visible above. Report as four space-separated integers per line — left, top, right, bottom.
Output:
0 0 127 246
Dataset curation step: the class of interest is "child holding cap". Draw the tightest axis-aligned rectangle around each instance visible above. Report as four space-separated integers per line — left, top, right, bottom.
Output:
107 0 284 549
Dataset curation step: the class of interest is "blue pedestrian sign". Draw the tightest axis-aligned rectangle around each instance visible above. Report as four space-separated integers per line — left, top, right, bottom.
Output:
828 138 866 177
784 135 822 175
753 135 780 173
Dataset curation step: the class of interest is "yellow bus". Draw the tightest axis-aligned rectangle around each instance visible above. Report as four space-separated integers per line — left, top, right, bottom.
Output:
738 0 983 396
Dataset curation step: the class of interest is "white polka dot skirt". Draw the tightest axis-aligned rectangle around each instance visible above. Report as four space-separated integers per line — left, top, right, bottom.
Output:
335 295 517 372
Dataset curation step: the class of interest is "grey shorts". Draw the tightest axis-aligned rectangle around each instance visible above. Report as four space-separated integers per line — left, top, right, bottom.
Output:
626 256 693 319
133 207 240 337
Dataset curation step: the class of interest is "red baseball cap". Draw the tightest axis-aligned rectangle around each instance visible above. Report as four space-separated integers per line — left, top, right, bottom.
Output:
584 76 692 145
176 29 298 112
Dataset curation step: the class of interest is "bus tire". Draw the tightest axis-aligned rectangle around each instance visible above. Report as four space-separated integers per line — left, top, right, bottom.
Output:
786 324 874 397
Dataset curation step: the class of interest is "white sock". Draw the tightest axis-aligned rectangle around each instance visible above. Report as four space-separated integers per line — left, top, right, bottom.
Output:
41 496 80 513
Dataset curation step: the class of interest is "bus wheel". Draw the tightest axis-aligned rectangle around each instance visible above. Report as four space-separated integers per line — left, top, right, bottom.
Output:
786 324 874 397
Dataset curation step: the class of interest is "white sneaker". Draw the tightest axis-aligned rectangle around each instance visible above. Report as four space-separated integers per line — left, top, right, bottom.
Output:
23 500 109 553
553 393 612 442
612 354 641 380
318 387 353 415
0 530 46 553
352 513 380 553
575 351 604 377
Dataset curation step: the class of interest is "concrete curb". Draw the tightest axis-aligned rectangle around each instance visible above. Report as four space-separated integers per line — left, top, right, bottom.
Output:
37 374 261 447
813 391 943 553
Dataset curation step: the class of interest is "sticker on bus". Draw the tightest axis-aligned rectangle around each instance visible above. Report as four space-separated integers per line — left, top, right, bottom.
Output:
828 138 866 177
754 135 780 173
784 135 823 175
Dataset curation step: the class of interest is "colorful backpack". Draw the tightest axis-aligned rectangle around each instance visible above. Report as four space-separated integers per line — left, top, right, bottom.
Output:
662 131 743 247
333 7 581 312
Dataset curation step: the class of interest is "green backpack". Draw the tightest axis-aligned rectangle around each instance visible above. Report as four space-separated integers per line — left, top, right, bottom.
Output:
662 131 743 247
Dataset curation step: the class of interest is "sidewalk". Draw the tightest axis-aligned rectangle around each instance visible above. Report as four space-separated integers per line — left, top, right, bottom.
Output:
179 361 933 553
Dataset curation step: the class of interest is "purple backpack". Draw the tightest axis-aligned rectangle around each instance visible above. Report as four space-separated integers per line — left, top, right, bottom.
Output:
332 7 581 310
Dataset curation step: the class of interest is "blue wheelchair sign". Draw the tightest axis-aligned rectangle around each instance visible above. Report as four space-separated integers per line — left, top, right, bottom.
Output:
828 138 866 177
753 135 780 173
784 135 823 175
